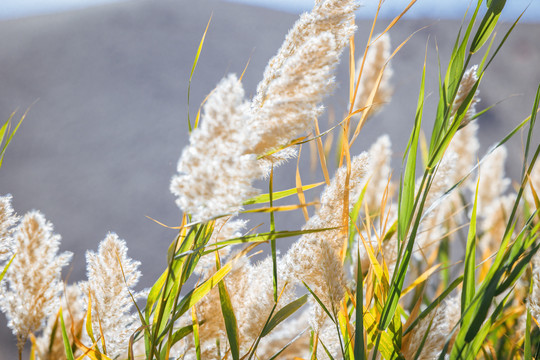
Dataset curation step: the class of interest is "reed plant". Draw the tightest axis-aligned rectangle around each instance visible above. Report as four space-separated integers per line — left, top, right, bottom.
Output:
1 0 539 359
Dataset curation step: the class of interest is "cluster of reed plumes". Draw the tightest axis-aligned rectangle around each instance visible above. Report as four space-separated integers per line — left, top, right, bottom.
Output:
1 0 540 359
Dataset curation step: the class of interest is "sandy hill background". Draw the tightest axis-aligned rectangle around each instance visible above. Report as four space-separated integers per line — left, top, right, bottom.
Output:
0 0 539 357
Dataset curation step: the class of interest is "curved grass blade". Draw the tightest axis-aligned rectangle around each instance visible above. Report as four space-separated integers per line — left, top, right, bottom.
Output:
187 14 212 132
354 248 366 360
162 325 194 357
267 328 308 360
413 317 434 360
380 43 427 334
243 182 324 205
303 282 335 324
59 308 75 360
218 279 240 360
158 260 233 339
195 227 339 257
0 253 15 283
525 309 532 360
462 175 479 315
261 294 308 337
269 166 278 302
469 0 506 54
0 110 26 169
192 305 201 360
404 276 463 335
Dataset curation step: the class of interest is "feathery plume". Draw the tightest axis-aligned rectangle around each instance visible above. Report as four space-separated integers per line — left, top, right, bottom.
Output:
171 0 358 220
170 74 262 221
353 33 393 117
0 211 72 350
316 317 344 359
0 194 18 263
249 0 358 157
285 153 370 275
403 297 460 360
529 249 540 324
36 284 86 360
452 65 481 128
363 135 393 213
81 233 144 359
480 194 515 253
237 257 296 345
447 122 480 183
415 152 457 257
476 146 510 213
284 153 369 327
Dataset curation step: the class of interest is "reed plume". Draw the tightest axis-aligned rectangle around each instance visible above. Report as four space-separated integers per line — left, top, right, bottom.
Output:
353 33 393 117
170 0 358 220
0 211 72 351
0 194 18 263
81 233 144 359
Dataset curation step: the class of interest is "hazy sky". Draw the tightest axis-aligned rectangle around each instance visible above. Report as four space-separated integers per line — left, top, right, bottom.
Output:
228 0 540 22
0 0 125 19
1 0 539 22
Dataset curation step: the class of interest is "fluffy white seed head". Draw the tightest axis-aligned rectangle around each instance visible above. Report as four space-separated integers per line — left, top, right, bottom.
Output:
249 0 358 157
353 33 393 117
81 233 144 359
452 65 481 128
363 135 393 213
0 211 72 349
475 146 510 213
170 74 263 221
529 250 540 324
0 194 18 263
404 297 461 360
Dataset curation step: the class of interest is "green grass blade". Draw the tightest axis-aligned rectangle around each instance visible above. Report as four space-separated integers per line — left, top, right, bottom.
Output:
267 329 308 360
192 309 201 360
477 27 496 73
381 46 427 332
261 294 308 338
269 166 278 302
169 325 194 349
0 112 14 147
413 318 434 360
145 267 169 321
349 182 368 260
200 228 338 251
218 280 240 360
522 83 540 179
469 0 506 54
59 308 75 360
243 182 325 205
404 276 463 335
0 111 25 169
158 261 233 339
525 309 532 360
354 248 366 360
462 175 479 315
463 291 510 359
320 339 337 360
187 14 212 132
523 307 532 360
483 8 525 71
303 282 335 324
431 0 482 153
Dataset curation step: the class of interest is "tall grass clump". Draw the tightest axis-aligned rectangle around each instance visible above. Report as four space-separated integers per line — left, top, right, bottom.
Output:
1 0 539 359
